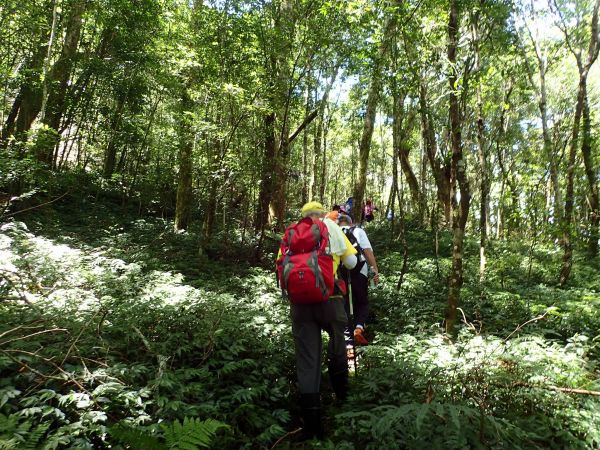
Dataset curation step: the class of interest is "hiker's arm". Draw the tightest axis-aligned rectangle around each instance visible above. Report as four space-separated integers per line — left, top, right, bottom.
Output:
363 248 380 284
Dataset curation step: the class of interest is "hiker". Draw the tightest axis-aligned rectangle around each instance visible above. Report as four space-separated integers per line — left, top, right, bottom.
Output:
362 199 377 223
344 197 353 218
325 207 339 222
337 213 380 346
276 201 357 440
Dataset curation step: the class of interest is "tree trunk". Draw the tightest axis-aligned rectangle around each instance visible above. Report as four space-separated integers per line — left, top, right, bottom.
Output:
477 86 488 283
203 137 223 239
581 92 599 256
319 99 334 203
301 82 311 204
270 0 294 231
352 13 396 221
559 77 585 285
393 89 421 211
37 0 86 167
559 0 599 282
102 90 127 179
204 181 218 239
255 112 276 232
1 91 23 145
419 82 452 223
398 139 420 210
446 0 471 335
174 89 194 231
353 82 378 221
11 41 50 142
473 10 488 284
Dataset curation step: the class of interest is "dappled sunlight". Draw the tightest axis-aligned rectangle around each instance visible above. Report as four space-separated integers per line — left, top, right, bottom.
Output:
1 216 599 448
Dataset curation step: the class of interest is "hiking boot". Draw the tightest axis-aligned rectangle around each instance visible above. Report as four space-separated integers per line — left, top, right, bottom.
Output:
329 370 348 402
300 393 323 440
354 327 368 346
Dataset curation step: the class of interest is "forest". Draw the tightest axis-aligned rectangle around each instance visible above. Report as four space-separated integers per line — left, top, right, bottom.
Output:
0 0 599 448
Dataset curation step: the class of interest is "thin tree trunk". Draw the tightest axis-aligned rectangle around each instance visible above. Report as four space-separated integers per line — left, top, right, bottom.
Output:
581 92 599 256
39 0 59 122
37 0 86 167
398 140 420 210
319 101 334 203
474 23 488 284
270 0 294 231
301 82 311 204
393 88 421 211
446 0 471 335
255 112 276 232
477 91 488 283
419 82 452 223
174 89 194 231
102 90 127 178
352 13 397 221
559 0 599 283
396 170 409 291
524 23 563 226
313 73 337 203
203 135 223 240
559 77 585 285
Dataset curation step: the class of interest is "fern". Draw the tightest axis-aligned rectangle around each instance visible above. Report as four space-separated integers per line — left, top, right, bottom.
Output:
161 417 228 449
108 424 163 450
0 439 19 450
21 422 51 450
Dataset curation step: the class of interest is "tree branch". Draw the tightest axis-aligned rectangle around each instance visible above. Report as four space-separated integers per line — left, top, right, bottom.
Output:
287 107 319 145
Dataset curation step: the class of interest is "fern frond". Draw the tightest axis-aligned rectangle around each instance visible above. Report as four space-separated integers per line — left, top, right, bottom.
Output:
22 422 51 450
162 417 228 449
108 423 163 450
0 439 20 450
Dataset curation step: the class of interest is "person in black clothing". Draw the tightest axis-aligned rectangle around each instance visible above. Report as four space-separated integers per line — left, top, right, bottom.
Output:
337 214 380 346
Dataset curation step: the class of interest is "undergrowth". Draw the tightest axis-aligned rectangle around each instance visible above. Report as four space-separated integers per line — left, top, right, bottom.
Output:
0 201 598 449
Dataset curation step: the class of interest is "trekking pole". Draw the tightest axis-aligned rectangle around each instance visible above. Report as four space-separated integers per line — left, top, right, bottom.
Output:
348 280 358 375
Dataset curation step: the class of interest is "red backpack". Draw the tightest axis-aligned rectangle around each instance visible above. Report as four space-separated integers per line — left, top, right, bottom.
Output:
277 217 335 304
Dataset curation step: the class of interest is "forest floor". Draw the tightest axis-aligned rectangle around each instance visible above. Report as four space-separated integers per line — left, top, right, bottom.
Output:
1 194 599 449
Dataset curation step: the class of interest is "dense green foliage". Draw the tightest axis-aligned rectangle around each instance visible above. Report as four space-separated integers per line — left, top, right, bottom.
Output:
0 193 598 448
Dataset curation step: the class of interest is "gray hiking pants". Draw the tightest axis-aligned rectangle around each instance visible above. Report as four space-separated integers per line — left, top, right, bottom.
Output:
290 296 348 394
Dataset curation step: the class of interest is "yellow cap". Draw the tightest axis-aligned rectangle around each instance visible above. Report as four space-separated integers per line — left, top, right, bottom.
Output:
301 201 325 216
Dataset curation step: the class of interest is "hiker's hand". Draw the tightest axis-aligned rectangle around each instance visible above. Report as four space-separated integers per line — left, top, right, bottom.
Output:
372 272 380 285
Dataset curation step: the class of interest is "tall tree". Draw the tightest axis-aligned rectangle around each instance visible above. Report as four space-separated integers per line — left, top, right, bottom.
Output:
36 0 86 167
522 8 563 228
352 7 397 221
174 87 195 231
555 0 600 284
446 0 472 334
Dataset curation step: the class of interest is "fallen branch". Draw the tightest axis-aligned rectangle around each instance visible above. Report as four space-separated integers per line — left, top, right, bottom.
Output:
3 191 70 218
507 381 600 397
1 348 87 392
1 349 64 382
503 311 549 343
270 427 302 449
549 386 600 396
0 328 68 346
60 310 99 366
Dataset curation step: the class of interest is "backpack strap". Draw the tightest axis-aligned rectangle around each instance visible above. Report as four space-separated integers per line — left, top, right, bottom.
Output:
344 226 367 274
